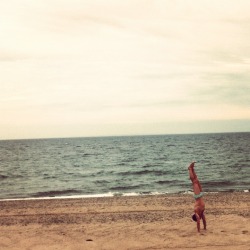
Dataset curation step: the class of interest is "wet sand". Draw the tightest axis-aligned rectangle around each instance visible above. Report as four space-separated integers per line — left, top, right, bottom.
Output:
0 192 249 250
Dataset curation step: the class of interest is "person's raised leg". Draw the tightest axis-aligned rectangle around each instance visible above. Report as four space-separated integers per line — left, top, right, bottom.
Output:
188 162 202 194
188 162 197 181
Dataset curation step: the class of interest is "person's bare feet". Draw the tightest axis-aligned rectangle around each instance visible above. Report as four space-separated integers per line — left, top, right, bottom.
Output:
188 161 196 170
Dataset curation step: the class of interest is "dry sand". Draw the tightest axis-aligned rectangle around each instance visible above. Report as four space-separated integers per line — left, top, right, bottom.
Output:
0 192 249 250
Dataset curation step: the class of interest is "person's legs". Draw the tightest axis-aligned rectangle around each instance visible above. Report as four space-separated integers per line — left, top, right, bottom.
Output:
188 162 202 194
188 163 197 181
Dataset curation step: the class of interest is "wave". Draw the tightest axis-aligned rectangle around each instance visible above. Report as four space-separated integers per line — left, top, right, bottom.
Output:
32 189 81 198
117 162 127 166
156 180 187 188
43 175 56 180
156 180 174 184
0 174 24 181
82 153 95 157
0 174 8 180
142 163 163 168
203 180 235 187
118 169 168 176
110 184 143 191
94 180 111 184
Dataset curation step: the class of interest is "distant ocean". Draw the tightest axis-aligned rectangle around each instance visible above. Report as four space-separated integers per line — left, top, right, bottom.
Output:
0 133 249 200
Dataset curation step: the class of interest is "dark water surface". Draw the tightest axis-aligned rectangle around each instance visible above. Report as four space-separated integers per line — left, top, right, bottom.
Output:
0 133 249 199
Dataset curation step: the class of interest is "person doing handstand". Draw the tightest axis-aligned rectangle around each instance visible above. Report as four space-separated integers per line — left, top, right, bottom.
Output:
188 162 206 233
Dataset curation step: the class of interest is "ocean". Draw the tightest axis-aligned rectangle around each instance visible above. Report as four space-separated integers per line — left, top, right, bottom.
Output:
0 132 249 200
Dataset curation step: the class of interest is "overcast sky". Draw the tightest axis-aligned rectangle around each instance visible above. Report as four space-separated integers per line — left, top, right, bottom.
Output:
0 0 249 139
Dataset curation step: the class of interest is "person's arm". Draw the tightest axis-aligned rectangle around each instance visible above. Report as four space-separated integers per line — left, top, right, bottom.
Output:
201 213 206 230
195 214 201 232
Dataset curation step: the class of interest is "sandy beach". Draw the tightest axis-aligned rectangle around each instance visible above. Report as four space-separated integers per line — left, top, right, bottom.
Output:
0 192 249 250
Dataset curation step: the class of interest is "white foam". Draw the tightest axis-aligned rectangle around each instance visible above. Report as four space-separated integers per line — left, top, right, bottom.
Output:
0 190 247 202
0 193 115 201
123 192 139 196
0 191 169 201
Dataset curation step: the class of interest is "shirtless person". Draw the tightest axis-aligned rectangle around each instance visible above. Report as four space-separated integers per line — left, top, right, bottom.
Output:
188 162 206 232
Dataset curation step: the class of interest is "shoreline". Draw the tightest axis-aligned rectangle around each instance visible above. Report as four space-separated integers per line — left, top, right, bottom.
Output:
0 192 249 249
1 190 249 202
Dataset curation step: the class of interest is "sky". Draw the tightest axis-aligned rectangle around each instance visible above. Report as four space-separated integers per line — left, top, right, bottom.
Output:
0 0 250 140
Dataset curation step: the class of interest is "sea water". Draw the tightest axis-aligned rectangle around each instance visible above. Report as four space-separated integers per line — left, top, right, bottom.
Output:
0 133 249 199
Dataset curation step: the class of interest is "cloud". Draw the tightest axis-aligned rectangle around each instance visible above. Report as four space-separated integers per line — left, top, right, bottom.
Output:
0 0 250 138
196 73 250 106
0 51 28 62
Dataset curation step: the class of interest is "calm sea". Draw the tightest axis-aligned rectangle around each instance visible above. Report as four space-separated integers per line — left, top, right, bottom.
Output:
0 133 249 199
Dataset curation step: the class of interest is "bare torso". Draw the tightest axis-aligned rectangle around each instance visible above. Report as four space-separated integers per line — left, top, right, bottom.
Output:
194 197 205 217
